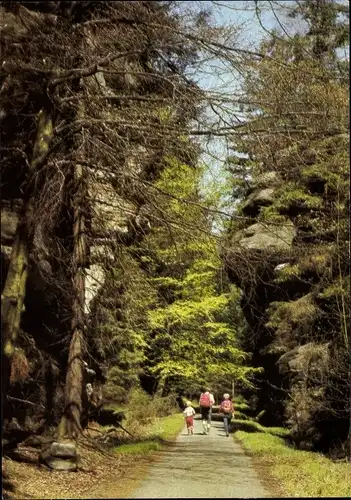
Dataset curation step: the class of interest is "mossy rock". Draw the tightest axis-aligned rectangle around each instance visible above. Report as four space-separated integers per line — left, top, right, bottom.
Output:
233 221 296 252
232 419 264 433
232 419 290 438
267 295 319 338
39 441 78 471
235 411 249 420
242 188 276 217
253 171 282 188
278 342 329 377
235 403 252 412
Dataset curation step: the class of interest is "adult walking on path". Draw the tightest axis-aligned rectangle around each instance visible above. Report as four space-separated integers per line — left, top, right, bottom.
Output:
199 388 215 435
220 393 234 437
129 419 268 498
208 388 215 425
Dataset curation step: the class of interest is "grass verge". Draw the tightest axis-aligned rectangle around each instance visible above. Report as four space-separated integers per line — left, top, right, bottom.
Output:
113 413 184 456
236 430 351 497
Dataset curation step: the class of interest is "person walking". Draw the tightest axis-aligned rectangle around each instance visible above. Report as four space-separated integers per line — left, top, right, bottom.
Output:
208 389 215 425
183 401 196 435
220 393 234 437
199 388 214 435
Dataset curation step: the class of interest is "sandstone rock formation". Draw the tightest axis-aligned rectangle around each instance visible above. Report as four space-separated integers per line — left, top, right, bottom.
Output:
223 136 349 453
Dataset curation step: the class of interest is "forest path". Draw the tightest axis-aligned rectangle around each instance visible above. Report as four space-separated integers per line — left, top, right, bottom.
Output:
128 418 269 498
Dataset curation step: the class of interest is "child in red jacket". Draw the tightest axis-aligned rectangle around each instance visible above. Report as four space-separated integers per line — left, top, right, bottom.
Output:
183 401 196 435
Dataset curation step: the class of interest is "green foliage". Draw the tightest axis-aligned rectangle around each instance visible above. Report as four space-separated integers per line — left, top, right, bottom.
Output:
234 411 249 420
90 146 254 404
273 264 301 283
258 207 287 223
319 280 349 299
235 401 251 411
289 0 349 66
139 156 256 394
147 267 253 390
91 257 157 403
123 388 175 426
274 184 323 211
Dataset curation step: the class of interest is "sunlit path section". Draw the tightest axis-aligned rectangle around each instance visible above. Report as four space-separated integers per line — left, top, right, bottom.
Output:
129 419 268 498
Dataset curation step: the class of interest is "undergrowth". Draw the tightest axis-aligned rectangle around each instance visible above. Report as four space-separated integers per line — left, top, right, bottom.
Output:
113 414 184 456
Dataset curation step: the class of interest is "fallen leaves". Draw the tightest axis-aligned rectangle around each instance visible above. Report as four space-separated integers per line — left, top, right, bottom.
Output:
3 426 135 500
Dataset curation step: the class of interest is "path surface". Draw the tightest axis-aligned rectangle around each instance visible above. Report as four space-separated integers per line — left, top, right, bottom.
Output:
129 417 268 498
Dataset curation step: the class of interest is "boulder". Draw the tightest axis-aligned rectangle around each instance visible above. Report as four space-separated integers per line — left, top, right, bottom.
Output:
252 171 281 188
50 441 77 458
43 457 78 472
236 221 296 252
126 145 148 176
242 187 275 216
278 342 329 377
39 440 78 471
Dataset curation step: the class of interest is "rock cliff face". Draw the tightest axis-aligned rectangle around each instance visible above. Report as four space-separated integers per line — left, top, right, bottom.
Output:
1 137 155 435
225 172 294 426
224 134 350 453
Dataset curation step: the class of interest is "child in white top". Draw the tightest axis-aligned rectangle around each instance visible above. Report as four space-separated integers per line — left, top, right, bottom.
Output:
183 401 196 435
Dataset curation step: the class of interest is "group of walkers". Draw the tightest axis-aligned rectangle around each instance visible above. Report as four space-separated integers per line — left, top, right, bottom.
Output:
183 388 234 437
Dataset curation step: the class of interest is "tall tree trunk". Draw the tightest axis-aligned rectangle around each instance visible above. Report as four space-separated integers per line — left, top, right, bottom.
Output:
1 109 53 418
58 108 87 440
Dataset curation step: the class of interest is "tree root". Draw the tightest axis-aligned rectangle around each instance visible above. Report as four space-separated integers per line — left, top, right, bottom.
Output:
77 436 116 458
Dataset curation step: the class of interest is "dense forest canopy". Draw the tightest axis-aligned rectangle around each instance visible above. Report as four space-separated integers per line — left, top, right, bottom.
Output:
1 0 349 472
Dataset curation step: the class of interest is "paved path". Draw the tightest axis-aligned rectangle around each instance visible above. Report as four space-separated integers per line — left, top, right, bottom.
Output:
129 418 268 498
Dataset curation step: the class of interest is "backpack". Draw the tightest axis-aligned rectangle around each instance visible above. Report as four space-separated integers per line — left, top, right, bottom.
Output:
222 400 232 413
199 392 211 408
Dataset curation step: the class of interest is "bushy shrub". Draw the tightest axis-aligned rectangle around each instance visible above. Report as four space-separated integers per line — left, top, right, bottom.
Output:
102 383 128 403
153 393 177 417
124 389 176 426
